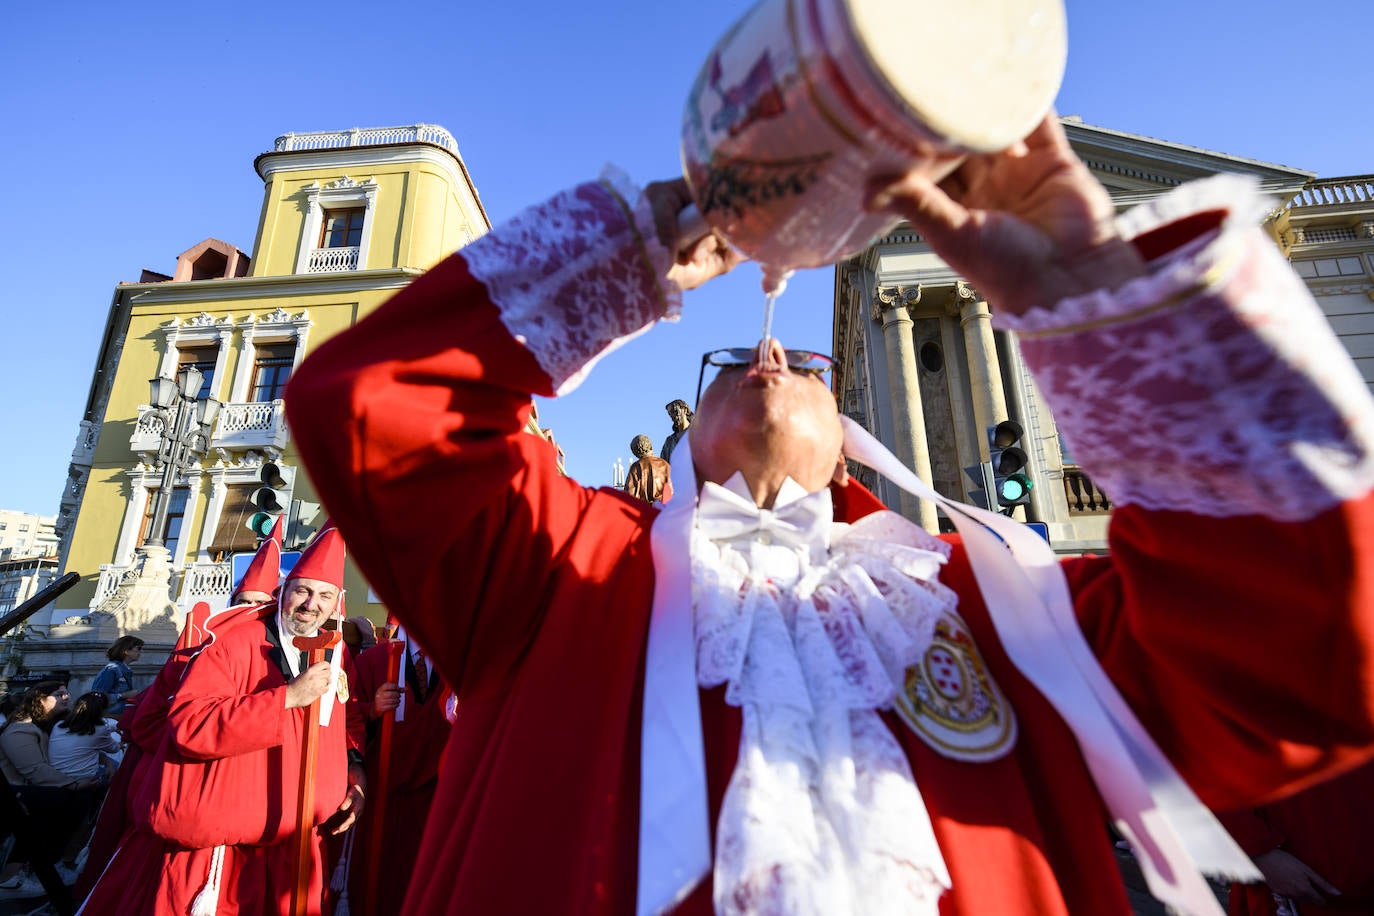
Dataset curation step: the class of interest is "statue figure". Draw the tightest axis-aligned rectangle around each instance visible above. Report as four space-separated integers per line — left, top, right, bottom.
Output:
624 435 673 504
661 399 693 464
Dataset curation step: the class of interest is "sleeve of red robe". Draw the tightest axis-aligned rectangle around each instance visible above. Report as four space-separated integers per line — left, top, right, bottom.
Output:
287 172 1374 818
169 624 290 760
286 176 677 703
999 175 1374 810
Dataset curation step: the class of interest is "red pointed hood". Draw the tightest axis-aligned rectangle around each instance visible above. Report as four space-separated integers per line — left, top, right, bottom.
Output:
174 601 216 652
288 525 346 590
233 521 283 601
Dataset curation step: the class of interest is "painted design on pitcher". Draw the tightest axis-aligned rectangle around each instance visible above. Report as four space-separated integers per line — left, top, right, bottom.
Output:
708 51 787 139
697 151 833 220
894 611 1018 762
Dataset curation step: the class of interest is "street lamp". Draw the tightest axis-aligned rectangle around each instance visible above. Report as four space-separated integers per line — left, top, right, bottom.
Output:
91 364 223 636
142 365 221 549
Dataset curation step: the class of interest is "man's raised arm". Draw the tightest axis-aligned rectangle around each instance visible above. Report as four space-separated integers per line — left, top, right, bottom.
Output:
873 114 1374 807
285 175 736 695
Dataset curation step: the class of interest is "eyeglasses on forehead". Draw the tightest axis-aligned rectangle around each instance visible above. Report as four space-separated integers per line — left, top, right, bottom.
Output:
694 347 834 409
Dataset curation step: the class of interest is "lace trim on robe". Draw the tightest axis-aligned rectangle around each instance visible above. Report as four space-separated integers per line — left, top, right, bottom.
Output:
694 476 959 916
462 167 683 396
997 174 1374 521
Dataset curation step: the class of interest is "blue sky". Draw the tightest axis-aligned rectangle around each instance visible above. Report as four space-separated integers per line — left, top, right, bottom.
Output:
1 0 1370 518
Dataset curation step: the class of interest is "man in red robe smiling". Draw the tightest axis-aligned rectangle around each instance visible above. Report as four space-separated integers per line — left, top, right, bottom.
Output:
81 528 365 915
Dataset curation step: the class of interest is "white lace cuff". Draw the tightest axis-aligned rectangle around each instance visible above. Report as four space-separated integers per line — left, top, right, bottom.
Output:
1002 175 1374 521
462 167 683 396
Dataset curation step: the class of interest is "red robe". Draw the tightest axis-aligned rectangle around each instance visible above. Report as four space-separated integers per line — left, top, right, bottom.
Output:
286 178 1374 914
1220 758 1374 914
81 613 364 916
78 601 272 901
345 644 451 915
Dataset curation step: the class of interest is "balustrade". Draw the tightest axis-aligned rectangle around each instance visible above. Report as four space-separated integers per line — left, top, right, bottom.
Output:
210 399 288 451
129 406 167 455
307 246 360 273
1063 466 1111 514
273 124 459 155
179 561 233 601
89 559 232 611
1289 177 1374 209
91 564 127 608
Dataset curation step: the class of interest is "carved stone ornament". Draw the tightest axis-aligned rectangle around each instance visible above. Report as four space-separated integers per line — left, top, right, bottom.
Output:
871 283 921 322
93 545 182 633
327 176 358 189
185 312 224 327
259 307 298 324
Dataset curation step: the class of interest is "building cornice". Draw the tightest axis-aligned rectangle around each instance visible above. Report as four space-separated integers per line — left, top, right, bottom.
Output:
119 268 424 307
1063 119 1316 184
255 143 490 228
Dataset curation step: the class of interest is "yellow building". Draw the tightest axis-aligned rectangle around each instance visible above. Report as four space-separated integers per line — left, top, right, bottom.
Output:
46 124 488 635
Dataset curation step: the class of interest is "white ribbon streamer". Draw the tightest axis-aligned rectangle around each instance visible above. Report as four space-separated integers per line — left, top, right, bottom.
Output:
637 435 712 916
838 416 1258 915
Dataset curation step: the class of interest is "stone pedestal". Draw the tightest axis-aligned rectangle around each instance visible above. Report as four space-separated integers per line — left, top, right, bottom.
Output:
6 546 182 695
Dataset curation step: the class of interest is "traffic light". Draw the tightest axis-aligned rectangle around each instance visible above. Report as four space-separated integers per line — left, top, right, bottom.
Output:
285 498 322 550
246 461 289 538
988 420 1033 512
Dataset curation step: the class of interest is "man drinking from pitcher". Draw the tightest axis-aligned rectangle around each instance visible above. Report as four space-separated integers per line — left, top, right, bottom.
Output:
285 115 1374 915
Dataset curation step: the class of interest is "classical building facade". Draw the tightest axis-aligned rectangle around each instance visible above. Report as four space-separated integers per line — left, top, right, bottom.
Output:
833 118 1373 552
40 124 488 652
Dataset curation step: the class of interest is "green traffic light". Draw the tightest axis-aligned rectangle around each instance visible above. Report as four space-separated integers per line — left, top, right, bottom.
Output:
246 511 278 537
999 474 1034 503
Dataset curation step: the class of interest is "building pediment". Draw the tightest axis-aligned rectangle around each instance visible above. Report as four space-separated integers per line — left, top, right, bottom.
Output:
1064 118 1315 206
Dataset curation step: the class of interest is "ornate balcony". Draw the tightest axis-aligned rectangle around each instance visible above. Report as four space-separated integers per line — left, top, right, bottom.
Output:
129 405 168 460
211 400 289 452
273 124 459 155
306 245 360 273
179 560 234 610
91 559 234 613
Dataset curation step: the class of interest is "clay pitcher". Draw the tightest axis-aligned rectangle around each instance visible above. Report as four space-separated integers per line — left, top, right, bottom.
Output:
681 0 1067 283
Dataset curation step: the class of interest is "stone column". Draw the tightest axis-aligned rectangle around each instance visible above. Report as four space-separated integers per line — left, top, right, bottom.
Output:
955 283 1010 456
873 284 940 532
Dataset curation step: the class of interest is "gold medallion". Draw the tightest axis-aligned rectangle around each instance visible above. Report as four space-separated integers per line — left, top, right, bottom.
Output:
894 611 1017 762
335 670 350 704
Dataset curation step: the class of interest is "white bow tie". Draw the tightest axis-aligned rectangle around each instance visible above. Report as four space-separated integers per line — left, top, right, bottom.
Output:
694 475 833 551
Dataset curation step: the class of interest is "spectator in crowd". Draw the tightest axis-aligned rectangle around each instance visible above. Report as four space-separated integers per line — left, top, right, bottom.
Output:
343 615 378 662
0 692 19 729
0 682 102 893
92 635 144 715
49 691 123 783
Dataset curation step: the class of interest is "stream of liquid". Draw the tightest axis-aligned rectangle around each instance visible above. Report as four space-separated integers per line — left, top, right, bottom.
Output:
756 268 794 365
